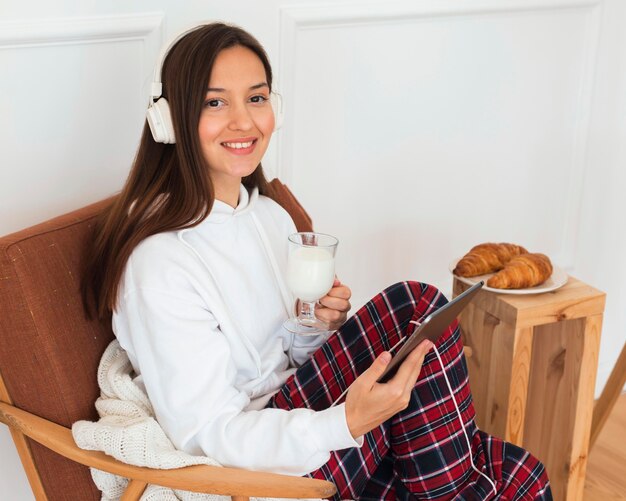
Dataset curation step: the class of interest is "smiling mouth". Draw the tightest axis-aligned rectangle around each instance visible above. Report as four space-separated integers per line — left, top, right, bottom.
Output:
222 140 255 149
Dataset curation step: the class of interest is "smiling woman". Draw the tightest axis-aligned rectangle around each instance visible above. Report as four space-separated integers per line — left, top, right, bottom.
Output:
79 22 553 501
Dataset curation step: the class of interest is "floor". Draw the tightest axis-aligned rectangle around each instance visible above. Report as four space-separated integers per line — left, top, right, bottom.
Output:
583 392 626 500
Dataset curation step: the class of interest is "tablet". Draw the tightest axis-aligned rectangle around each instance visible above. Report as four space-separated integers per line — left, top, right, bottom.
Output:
377 281 483 383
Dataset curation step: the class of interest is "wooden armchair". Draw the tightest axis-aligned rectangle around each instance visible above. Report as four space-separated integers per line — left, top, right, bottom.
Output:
0 179 336 501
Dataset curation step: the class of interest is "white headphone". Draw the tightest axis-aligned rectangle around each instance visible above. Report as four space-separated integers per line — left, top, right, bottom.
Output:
146 25 284 144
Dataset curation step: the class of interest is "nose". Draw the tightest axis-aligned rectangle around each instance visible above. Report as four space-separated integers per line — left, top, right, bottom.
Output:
227 102 253 131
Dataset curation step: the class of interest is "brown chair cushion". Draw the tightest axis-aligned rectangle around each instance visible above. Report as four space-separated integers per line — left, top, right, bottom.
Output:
0 198 113 500
0 179 311 499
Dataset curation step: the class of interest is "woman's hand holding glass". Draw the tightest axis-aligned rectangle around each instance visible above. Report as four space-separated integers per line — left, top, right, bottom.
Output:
310 277 351 330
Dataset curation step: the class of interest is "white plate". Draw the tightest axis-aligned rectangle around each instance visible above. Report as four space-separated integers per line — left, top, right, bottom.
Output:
449 258 568 295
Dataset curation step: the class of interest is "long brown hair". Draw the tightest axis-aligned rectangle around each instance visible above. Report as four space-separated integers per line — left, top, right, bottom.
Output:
82 22 276 319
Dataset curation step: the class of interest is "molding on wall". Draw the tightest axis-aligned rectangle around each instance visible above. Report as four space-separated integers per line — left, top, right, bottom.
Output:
0 12 164 150
280 0 599 28
0 12 163 49
278 0 603 269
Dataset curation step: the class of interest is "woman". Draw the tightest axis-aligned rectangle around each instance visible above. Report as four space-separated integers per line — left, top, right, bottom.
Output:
82 22 552 500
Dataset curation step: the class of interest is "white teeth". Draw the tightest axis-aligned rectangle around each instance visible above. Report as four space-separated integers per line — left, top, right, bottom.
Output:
223 141 254 149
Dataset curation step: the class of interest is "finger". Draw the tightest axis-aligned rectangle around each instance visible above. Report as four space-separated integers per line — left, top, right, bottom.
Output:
358 351 392 388
318 295 351 312
326 285 351 300
403 343 432 393
407 339 433 364
391 340 433 386
333 276 341 287
315 307 347 330
314 305 343 323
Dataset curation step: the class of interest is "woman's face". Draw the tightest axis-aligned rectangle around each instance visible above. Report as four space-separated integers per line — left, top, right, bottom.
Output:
198 45 274 191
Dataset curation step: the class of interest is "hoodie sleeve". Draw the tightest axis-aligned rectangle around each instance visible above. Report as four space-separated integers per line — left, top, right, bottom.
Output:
113 285 362 476
288 329 334 367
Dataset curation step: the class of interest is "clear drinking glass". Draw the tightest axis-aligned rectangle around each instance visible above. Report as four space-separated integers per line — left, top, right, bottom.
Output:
283 232 338 335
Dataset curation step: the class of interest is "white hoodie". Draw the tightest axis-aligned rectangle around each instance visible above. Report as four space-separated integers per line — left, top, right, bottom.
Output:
112 184 362 476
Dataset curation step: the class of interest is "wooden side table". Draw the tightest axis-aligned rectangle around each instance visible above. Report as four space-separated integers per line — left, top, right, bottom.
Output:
453 276 605 501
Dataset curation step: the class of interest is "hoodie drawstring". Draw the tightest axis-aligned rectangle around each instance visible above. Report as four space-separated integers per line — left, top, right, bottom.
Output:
177 230 263 376
250 212 294 318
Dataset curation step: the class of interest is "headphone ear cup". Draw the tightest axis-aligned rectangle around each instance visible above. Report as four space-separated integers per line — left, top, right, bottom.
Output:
270 93 284 131
147 98 176 144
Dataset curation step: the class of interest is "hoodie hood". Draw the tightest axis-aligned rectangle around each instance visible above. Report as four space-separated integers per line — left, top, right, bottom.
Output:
207 184 258 223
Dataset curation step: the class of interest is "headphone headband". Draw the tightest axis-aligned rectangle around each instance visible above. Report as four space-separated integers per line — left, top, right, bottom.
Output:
150 24 200 101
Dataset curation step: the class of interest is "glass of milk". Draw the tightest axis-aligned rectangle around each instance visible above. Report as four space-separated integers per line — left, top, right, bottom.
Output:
283 232 338 335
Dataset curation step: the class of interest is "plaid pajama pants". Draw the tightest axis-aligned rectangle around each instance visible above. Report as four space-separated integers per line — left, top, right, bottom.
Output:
266 281 552 500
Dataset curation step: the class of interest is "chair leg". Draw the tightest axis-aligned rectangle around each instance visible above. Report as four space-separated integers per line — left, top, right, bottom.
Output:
120 479 148 501
589 341 626 449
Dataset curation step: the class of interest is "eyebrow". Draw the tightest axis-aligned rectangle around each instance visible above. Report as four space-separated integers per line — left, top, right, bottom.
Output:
206 82 269 92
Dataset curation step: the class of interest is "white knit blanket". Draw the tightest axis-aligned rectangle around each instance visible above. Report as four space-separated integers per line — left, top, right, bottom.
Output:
72 340 322 501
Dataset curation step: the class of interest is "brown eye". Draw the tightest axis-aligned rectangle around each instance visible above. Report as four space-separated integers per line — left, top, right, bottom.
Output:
204 99 224 108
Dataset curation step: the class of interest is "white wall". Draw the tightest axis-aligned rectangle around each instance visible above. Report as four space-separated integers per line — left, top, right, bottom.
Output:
573 0 626 419
1 0 624 498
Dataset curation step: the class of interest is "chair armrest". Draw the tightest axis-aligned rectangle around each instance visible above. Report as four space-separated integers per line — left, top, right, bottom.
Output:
0 401 336 499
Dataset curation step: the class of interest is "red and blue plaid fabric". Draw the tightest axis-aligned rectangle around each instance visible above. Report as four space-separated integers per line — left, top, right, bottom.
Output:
266 281 552 500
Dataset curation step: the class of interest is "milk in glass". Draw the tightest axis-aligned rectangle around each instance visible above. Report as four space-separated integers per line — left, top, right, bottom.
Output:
286 246 335 301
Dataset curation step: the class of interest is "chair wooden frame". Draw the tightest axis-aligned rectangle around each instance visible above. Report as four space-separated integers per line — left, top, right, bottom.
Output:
0 353 336 501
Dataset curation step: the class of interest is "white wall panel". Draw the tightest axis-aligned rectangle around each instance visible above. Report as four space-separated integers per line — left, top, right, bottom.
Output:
280 1 601 312
0 14 162 235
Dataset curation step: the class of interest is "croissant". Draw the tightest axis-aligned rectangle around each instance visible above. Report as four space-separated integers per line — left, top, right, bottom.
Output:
487 253 553 289
453 243 528 277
